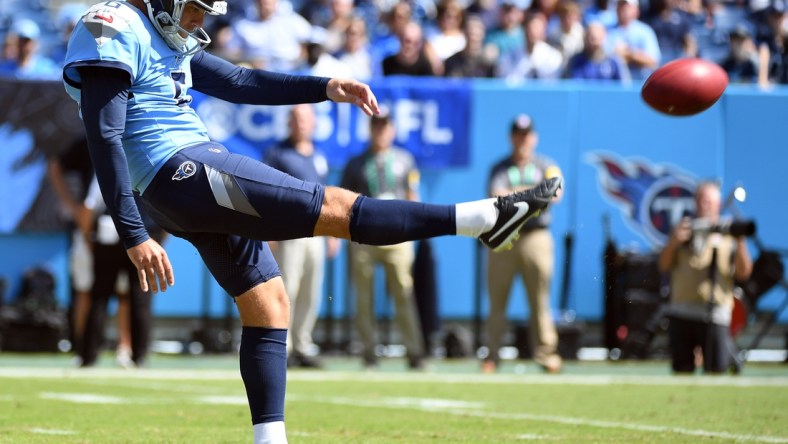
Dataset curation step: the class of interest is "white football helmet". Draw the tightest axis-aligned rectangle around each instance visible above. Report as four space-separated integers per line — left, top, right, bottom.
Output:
142 0 227 55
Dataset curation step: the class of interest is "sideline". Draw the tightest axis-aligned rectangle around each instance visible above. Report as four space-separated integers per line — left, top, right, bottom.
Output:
0 367 787 387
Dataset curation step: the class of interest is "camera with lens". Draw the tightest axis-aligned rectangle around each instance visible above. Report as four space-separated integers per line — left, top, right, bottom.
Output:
691 218 756 238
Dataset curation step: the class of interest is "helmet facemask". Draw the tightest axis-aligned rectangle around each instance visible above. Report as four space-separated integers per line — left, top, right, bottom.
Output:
143 0 227 56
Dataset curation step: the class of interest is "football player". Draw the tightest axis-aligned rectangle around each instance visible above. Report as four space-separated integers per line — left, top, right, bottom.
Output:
62 1 561 442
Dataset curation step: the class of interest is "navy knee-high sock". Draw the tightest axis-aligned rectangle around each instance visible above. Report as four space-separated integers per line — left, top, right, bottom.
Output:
240 327 288 425
348 196 456 245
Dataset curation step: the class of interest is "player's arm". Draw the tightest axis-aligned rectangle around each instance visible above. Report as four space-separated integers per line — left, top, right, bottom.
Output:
78 66 174 293
190 51 379 116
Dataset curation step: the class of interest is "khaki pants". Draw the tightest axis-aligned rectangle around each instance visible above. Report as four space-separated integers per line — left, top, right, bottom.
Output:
486 229 561 369
273 237 325 357
350 242 424 360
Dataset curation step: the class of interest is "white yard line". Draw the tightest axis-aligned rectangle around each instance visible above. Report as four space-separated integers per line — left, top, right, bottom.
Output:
39 392 126 404
515 433 553 440
26 383 788 443
29 428 77 435
293 395 788 444
456 409 788 444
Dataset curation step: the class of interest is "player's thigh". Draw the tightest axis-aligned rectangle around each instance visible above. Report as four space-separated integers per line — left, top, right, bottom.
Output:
142 143 324 241
172 230 289 325
178 231 281 298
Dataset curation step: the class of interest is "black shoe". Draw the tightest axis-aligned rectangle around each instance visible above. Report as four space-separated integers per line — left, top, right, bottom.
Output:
363 355 378 370
288 354 323 369
408 356 426 371
298 355 324 369
479 177 562 252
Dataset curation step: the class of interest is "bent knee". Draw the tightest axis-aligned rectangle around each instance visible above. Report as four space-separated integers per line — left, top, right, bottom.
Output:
236 277 291 328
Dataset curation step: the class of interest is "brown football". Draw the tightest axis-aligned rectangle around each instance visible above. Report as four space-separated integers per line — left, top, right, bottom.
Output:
641 58 729 116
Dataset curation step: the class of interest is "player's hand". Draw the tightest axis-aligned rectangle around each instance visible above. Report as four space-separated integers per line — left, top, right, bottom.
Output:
326 78 380 117
127 238 175 293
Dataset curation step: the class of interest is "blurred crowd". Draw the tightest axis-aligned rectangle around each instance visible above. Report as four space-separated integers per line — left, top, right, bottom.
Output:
1 0 787 85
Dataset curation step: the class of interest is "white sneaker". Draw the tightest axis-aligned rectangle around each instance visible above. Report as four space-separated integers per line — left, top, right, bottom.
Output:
116 347 135 369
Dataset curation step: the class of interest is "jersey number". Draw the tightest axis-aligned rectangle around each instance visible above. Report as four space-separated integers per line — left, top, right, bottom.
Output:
170 71 192 106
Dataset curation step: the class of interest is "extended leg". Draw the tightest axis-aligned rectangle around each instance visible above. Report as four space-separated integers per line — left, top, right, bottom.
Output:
313 177 562 251
149 147 560 252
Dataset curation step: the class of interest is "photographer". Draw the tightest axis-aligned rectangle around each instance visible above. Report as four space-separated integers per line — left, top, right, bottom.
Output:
658 181 753 374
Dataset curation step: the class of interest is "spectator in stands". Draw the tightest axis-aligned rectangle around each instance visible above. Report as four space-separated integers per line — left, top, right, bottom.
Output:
370 1 414 77
548 0 586 63
205 18 239 63
498 13 565 80
720 25 761 83
465 0 502 30
264 104 339 369
1 32 18 62
584 0 618 28
658 180 752 374
408 0 440 25
691 0 740 65
296 26 354 78
340 108 426 371
319 0 356 54
51 3 88 67
565 21 631 80
335 16 375 81
382 21 437 76
752 0 788 85
484 0 525 64
0 19 61 80
427 0 467 62
444 14 497 77
606 0 662 80
645 0 697 63
228 0 312 71
768 29 788 83
752 0 786 57
527 0 562 37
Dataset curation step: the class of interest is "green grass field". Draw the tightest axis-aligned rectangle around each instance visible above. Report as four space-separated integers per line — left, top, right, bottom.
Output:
1 354 787 443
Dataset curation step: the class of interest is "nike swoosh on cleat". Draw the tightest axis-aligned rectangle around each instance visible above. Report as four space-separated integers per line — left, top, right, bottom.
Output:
489 202 529 243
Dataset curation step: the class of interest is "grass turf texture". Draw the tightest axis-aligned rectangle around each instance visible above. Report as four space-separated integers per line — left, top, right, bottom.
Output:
0 354 786 443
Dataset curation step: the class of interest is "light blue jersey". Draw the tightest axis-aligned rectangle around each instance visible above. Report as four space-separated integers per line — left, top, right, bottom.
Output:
63 1 210 193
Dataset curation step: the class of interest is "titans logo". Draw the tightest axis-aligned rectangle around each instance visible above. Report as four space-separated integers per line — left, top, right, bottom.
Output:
172 161 197 181
589 153 697 246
